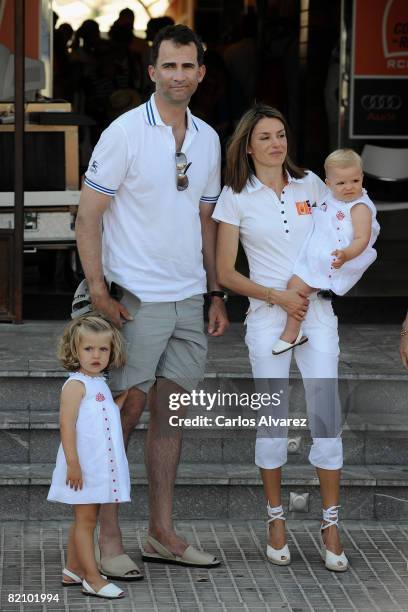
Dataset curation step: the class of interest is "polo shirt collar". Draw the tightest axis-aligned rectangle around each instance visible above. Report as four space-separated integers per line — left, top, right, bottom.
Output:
245 170 306 193
245 175 264 193
144 93 200 132
286 171 306 184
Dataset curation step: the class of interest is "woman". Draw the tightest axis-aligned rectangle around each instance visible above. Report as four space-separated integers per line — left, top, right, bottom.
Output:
213 104 348 571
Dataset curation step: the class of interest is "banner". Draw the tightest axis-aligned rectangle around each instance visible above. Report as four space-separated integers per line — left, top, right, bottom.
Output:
350 0 408 138
0 0 40 59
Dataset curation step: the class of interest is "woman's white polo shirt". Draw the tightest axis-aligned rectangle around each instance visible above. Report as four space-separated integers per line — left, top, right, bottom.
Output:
212 171 327 310
84 93 221 302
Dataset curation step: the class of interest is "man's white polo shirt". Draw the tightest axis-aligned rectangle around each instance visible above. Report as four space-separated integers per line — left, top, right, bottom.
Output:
84 93 221 302
212 171 327 310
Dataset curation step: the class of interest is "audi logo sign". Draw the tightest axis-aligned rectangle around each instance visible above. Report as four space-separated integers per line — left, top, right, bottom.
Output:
361 94 403 110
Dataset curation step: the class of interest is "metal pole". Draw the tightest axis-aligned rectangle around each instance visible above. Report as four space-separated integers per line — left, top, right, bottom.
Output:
14 0 25 323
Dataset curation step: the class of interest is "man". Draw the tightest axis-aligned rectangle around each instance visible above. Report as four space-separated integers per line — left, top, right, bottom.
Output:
75 25 229 578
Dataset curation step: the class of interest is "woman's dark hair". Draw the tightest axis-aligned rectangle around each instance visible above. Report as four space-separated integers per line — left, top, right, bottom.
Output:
150 24 205 66
224 104 306 193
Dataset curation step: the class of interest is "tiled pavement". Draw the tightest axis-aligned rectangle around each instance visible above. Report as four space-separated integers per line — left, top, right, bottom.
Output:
2 520 408 612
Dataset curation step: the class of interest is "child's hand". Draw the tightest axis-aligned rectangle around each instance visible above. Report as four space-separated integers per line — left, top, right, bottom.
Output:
331 249 348 269
115 390 128 410
66 463 83 490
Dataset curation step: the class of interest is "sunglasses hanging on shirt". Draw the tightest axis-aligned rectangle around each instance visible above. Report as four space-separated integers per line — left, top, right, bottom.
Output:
175 152 192 191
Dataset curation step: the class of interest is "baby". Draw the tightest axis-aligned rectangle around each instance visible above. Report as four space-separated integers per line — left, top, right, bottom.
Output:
272 148 380 355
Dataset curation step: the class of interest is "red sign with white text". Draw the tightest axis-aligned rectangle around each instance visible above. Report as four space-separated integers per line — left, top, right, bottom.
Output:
354 0 408 76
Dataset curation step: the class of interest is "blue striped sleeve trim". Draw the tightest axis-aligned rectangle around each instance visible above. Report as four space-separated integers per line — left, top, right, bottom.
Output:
200 194 220 202
148 100 156 126
84 176 116 195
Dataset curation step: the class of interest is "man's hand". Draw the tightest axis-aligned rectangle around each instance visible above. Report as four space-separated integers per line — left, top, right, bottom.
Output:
331 249 348 269
66 462 83 491
277 289 309 321
400 324 408 370
208 298 229 337
91 289 133 328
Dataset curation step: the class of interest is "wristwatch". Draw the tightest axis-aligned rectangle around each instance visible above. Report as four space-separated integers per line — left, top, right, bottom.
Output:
207 290 228 302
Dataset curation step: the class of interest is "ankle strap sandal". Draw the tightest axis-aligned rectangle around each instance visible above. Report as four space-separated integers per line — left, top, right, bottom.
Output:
319 505 349 572
266 503 291 566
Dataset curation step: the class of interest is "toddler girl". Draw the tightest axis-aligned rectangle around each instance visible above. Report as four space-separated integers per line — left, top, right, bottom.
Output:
47 313 130 599
273 149 380 355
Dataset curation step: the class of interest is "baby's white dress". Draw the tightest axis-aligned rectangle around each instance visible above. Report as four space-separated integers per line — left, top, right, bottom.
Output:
47 372 131 504
293 189 380 296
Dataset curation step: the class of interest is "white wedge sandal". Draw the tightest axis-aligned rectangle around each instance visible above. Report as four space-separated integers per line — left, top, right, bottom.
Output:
266 503 291 565
319 505 349 572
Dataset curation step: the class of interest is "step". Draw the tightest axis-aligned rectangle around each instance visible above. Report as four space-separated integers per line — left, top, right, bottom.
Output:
2 409 408 467
1 463 408 520
1 372 406 411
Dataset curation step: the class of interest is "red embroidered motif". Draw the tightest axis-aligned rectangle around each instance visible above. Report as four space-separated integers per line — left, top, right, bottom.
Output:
336 211 345 221
96 392 105 402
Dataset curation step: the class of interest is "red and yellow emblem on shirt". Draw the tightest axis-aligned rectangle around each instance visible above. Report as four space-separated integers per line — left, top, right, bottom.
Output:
295 200 312 215
96 393 105 402
336 211 345 221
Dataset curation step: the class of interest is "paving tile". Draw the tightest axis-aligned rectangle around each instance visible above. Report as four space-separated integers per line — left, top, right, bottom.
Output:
1 520 408 611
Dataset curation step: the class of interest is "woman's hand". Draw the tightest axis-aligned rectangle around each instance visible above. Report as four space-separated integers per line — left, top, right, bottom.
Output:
66 462 83 491
276 289 309 321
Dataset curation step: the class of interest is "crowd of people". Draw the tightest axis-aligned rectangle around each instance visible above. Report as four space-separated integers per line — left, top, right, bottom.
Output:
53 8 260 149
54 10 173 143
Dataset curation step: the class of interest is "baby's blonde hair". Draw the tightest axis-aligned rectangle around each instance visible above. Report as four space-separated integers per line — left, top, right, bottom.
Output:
58 312 126 372
324 149 363 175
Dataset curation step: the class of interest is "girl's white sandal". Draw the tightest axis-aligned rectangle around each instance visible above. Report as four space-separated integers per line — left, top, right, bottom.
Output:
62 568 82 586
319 505 349 572
266 503 291 565
62 568 106 586
272 331 308 355
82 578 124 599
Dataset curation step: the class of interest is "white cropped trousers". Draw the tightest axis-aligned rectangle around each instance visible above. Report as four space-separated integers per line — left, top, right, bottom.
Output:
245 293 343 470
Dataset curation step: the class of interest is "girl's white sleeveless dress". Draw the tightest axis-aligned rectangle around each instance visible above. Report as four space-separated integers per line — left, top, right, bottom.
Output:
293 189 380 296
47 372 131 504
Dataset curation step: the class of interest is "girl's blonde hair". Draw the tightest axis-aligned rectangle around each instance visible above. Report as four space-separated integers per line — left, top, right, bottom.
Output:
58 312 126 372
224 104 306 193
324 149 363 174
